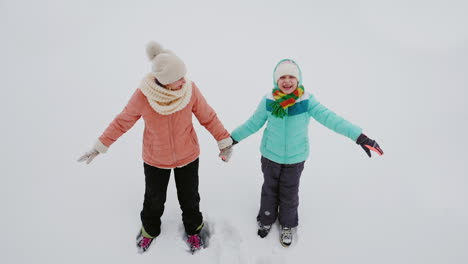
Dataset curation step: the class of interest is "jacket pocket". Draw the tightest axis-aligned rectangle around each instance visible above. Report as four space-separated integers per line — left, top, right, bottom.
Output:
286 137 308 157
190 130 199 146
264 135 284 155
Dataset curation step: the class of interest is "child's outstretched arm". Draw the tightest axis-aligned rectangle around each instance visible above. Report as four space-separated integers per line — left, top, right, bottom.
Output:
308 94 383 157
355 134 384 157
77 89 144 164
231 96 268 143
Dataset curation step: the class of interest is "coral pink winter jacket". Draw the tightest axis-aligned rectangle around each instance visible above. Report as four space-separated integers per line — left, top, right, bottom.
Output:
98 82 230 168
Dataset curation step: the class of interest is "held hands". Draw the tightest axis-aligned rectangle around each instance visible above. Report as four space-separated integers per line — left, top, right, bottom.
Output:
219 145 233 162
217 136 237 162
77 148 99 164
356 134 384 158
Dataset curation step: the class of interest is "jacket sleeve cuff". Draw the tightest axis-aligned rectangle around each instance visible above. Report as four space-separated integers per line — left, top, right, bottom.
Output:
94 140 109 154
217 137 233 150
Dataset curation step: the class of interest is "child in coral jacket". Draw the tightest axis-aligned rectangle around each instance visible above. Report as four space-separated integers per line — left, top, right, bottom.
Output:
230 59 383 247
78 41 233 254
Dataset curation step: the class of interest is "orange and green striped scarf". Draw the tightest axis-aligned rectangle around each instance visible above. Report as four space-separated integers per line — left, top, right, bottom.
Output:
270 85 305 118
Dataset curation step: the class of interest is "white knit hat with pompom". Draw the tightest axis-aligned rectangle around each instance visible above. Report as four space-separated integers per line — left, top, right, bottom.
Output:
146 41 187 85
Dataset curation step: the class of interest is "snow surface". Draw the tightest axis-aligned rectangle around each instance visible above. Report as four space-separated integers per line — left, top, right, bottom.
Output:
2 0 468 264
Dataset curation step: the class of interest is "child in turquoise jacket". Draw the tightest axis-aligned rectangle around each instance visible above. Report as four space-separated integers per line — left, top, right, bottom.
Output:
229 59 383 247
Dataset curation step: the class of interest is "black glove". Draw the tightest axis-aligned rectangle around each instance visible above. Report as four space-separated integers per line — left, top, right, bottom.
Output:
231 136 239 145
356 134 384 158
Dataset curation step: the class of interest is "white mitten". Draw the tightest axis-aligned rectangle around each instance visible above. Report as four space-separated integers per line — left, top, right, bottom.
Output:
219 145 233 162
77 140 108 164
77 149 99 164
217 137 234 162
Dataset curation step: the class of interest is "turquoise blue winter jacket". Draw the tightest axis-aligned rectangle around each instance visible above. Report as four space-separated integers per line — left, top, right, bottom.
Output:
231 92 362 164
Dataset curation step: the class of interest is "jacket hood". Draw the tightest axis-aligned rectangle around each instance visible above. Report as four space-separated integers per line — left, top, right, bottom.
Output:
272 59 303 89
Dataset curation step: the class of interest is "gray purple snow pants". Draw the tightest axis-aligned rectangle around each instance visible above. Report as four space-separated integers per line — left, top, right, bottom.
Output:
257 156 305 228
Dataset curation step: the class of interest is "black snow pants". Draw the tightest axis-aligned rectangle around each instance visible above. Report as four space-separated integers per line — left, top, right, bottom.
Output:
140 158 203 237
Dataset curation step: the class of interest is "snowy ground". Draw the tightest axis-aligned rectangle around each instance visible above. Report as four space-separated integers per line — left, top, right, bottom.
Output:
2 1 468 264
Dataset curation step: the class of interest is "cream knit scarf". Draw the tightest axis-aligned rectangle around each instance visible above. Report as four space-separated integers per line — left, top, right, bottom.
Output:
139 73 192 115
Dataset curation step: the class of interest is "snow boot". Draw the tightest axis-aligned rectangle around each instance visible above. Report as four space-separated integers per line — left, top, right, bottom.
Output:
136 228 155 253
257 221 272 238
187 233 204 254
280 226 292 247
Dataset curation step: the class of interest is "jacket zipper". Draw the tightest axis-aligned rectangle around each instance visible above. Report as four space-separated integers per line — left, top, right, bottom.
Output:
284 108 288 162
168 115 177 165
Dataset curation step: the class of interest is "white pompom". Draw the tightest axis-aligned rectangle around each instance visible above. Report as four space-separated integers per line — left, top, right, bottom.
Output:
146 41 164 61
